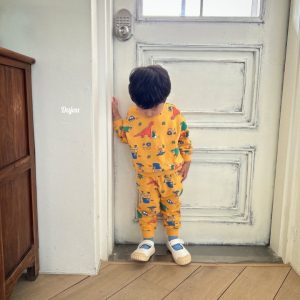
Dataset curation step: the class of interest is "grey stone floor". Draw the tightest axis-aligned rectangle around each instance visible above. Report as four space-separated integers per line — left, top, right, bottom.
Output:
109 244 283 263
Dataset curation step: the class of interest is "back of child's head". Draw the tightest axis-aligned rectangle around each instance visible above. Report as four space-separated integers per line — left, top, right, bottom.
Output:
128 65 171 109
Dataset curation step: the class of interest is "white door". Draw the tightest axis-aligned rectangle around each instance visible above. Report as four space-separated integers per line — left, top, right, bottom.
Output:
113 0 290 244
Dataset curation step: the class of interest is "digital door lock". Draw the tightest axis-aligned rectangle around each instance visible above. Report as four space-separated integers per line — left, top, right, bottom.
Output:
114 9 133 41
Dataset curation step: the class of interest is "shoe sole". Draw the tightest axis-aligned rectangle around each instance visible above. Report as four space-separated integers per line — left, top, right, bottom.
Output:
131 249 155 262
167 248 192 266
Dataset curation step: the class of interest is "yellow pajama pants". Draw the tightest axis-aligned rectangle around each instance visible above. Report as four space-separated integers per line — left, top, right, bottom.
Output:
135 170 183 238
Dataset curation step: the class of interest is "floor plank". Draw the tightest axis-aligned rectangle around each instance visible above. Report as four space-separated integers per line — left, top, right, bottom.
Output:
10 274 87 300
275 269 300 299
164 266 245 300
220 266 291 300
52 263 154 299
11 263 297 300
108 264 198 300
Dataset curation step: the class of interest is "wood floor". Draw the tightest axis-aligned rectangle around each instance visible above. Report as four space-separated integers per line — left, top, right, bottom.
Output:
10 262 300 300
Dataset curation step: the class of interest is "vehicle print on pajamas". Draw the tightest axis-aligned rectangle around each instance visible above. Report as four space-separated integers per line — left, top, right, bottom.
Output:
167 220 176 226
164 176 174 188
167 128 176 135
166 216 176 226
142 142 151 150
127 115 135 121
152 163 162 171
130 145 138 159
167 199 174 205
141 192 151 203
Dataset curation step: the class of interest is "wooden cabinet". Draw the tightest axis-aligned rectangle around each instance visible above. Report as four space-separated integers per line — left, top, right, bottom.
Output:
0 48 39 299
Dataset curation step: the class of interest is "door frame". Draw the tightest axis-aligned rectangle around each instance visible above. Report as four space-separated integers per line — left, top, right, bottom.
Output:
269 0 300 273
93 0 299 268
91 0 114 265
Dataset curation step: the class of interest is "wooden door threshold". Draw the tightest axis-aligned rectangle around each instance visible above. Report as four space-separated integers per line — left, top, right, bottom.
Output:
109 244 283 264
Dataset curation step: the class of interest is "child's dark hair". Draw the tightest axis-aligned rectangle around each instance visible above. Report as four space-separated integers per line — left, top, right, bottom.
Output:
128 65 171 109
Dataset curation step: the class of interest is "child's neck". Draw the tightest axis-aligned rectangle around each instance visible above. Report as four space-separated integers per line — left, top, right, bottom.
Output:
137 102 165 118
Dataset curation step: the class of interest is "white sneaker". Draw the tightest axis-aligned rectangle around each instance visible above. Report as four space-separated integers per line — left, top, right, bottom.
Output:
131 240 155 262
166 238 192 265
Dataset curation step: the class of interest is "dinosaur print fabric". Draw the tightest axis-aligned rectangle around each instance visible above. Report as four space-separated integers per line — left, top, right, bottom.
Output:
135 170 183 237
113 102 192 173
114 102 192 238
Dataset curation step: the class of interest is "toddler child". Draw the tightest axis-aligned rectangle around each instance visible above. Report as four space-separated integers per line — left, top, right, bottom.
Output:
112 65 192 265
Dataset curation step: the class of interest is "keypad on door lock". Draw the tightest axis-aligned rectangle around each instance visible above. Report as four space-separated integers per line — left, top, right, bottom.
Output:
114 9 133 41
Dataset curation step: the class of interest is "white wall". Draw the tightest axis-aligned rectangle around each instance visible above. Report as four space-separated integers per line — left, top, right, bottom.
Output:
91 0 114 261
0 0 100 274
271 0 300 274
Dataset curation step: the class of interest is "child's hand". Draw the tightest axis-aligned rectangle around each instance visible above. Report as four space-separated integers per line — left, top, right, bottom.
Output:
178 161 191 181
112 96 122 120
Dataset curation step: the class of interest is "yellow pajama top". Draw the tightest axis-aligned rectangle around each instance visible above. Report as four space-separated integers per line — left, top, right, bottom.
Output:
113 102 192 173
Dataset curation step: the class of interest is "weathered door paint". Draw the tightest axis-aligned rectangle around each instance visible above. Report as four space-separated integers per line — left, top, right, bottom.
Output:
113 0 290 244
